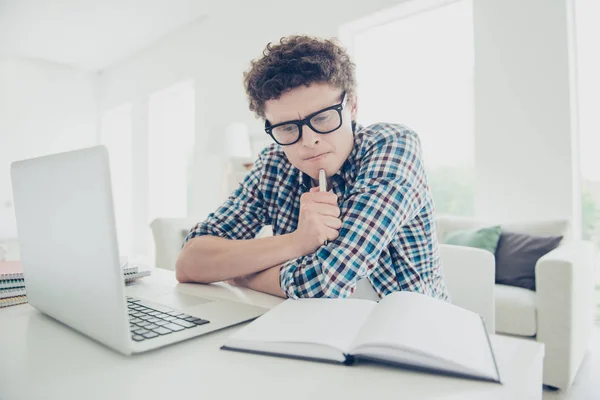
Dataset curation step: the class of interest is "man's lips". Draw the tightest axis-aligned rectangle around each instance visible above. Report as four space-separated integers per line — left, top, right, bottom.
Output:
304 152 329 161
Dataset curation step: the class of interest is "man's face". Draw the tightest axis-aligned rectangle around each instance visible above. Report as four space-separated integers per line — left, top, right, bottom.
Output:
264 83 357 181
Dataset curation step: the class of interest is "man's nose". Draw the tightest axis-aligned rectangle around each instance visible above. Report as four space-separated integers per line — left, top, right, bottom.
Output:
301 124 320 147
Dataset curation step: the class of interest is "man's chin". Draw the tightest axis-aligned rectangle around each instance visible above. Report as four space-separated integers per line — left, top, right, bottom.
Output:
307 165 337 180
294 158 340 179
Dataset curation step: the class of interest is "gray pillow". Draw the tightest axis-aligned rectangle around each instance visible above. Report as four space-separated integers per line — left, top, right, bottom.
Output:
494 231 563 291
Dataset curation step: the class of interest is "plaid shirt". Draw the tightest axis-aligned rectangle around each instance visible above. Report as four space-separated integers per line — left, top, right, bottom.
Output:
184 123 449 300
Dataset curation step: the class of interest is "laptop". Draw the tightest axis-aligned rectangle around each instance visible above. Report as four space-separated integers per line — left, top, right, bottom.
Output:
10 145 267 355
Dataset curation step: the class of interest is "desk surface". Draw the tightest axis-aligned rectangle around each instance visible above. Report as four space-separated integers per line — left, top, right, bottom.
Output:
0 269 544 400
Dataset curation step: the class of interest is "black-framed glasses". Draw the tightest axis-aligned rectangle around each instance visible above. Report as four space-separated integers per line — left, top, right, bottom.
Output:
265 92 347 146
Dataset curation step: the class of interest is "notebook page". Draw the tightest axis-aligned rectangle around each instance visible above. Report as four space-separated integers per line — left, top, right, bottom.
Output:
351 292 497 380
227 298 377 354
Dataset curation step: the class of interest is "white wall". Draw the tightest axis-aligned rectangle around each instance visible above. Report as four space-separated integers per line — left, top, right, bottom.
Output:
98 0 583 257
0 57 98 239
473 0 581 235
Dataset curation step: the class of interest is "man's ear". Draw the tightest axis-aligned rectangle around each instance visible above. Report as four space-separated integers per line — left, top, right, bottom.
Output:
350 94 358 120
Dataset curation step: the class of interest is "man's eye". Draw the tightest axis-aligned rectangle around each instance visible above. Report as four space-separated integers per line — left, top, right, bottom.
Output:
313 114 330 123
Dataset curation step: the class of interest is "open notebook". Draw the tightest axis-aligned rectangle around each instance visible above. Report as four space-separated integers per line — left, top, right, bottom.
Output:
222 291 501 383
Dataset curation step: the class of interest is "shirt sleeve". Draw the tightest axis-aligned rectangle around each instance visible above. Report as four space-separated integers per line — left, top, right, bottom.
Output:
183 151 269 245
279 125 429 299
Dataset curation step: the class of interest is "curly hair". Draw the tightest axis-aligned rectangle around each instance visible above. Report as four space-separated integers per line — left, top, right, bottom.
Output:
244 35 357 119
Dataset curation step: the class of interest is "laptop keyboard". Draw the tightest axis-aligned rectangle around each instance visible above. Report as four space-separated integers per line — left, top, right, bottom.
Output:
127 297 210 342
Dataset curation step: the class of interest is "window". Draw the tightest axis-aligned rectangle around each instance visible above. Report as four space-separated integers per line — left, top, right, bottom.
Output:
344 0 475 216
575 0 600 321
100 103 133 256
148 80 195 221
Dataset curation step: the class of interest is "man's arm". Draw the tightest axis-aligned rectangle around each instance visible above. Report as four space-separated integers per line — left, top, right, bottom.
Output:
177 145 340 286
280 125 431 299
229 266 286 298
176 234 299 284
177 147 295 283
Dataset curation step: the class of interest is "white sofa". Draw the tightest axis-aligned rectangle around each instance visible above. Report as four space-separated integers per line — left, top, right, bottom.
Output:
150 218 200 272
436 216 597 390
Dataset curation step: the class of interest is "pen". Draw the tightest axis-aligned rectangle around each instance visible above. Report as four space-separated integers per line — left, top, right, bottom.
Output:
319 169 328 246
319 168 327 192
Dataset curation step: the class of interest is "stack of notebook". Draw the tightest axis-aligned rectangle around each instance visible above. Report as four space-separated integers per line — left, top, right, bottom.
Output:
0 259 151 309
0 261 27 308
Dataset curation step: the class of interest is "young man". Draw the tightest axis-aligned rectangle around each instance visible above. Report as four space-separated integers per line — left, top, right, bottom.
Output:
176 35 449 301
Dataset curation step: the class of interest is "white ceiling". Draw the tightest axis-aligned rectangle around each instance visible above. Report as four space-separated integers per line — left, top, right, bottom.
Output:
0 0 208 71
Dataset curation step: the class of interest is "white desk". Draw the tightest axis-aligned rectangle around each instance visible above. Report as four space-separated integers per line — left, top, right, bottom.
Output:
0 269 544 400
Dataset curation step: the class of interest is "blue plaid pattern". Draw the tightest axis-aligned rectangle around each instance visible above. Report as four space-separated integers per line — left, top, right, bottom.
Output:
184 123 449 300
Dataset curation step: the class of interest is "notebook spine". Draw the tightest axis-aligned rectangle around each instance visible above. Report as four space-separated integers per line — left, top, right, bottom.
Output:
0 295 27 308
0 279 25 290
124 270 151 283
0 287 27 299
0 272 24 280
122 266 137 275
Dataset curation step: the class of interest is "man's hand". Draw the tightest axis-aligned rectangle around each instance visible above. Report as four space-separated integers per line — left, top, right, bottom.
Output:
291 187 342 256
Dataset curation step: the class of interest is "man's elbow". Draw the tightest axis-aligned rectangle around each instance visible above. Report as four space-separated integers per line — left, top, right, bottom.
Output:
175 255 191 283
175 250 216 284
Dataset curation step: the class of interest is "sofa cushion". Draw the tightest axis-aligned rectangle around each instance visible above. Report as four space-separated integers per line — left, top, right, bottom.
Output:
495 231 563 290
495 284 537 336
436 216 569 244
444 225 502 254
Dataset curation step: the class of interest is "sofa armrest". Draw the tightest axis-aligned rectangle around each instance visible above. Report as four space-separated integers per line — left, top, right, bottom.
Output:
535 240 597 388
439 244 496 333
150 218 201 270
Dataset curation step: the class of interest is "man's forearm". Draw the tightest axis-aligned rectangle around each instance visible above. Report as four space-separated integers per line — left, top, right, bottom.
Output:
242 266 286 298
176 233 301 284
